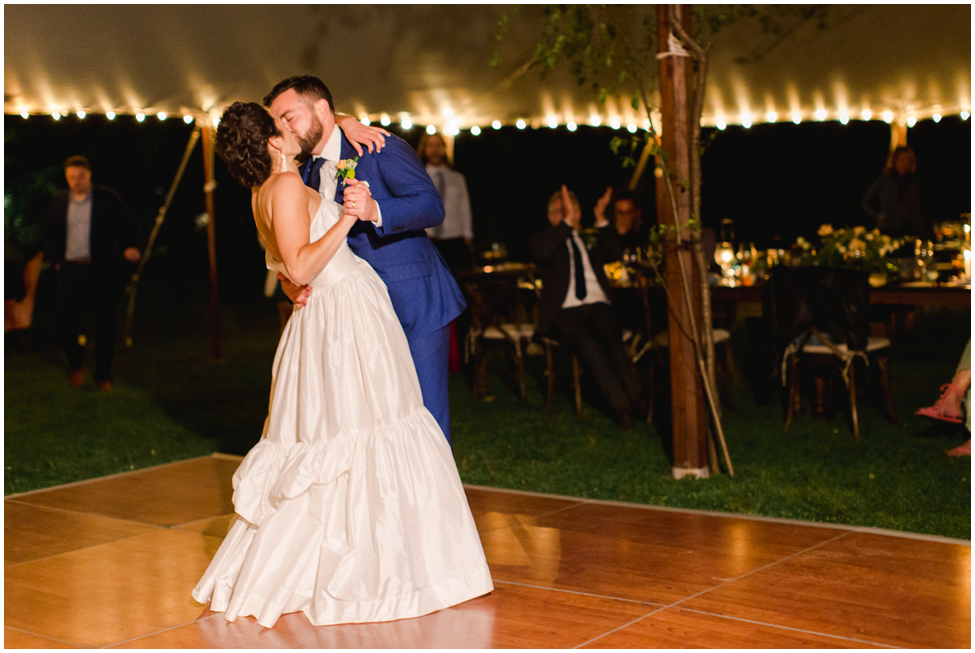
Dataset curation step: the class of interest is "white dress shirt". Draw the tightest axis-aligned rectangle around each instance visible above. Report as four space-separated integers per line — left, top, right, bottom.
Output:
424 164 472 240
65 192 93 261
312 126 383 227
561 230 609 309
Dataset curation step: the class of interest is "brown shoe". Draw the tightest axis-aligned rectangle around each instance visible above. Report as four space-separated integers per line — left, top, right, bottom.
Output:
98 381 113 392
69 369 85 387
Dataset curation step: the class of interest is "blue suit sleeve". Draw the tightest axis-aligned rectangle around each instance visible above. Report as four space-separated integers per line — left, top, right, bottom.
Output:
372 137 445 237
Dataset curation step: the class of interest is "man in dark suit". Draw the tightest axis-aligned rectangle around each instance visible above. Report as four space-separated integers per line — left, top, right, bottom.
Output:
46 155 141 390
265 76 466 445
531 186 643 428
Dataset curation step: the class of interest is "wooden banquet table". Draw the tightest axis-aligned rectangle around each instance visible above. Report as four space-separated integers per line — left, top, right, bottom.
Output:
711 281 971 308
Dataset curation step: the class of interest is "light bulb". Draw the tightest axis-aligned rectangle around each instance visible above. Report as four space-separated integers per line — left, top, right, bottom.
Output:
401 116 413 129
861 109 872 120
183 115 194 124
932 113 942 123
906 116 917 127
882 111 893 123
492 120 501 130
567 121 577 132
766 111 777 123
157 112 167 121
471 125 481 136
792 112 802 124
627 122 637 133
741 114 752 128
610 118 621 130
547 116 558 129
839 112 849 125
360 117 370 126
961 111 970 121
76 110 86 119
716 119 726 130
136 113 145 122
380 114 391 126
52 112 61 121
516 119 526 129
20 110 28 119
106 111 116 120
590 115 601 127
426 124 436 134
814 109 827 121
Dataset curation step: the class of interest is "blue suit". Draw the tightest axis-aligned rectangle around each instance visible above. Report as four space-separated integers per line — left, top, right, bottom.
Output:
300 129 466 445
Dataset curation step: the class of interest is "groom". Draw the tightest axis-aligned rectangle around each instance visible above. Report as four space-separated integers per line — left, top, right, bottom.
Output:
265 76 466 446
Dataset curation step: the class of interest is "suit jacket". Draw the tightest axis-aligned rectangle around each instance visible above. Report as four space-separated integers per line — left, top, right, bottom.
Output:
530 222 622 336
300 130 466 339
45 186 141 276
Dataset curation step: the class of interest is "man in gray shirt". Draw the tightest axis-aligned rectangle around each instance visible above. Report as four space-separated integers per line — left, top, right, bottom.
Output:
46 156 141 390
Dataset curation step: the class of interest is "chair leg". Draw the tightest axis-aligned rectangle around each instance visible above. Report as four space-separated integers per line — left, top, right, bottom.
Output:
784 354 800 433
646 352 655 424
515 345 526 401
848 363 860 442
545 341 556 409
877 353 898 425
571 354 583 416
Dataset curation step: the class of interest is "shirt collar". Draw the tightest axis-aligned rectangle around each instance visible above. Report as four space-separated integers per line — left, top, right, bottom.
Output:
317 125 342 162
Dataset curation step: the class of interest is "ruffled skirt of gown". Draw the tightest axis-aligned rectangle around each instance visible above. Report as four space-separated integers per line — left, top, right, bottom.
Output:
191 244 493 628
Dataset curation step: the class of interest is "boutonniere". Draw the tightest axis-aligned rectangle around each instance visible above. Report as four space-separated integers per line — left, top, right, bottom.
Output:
335 157 358 186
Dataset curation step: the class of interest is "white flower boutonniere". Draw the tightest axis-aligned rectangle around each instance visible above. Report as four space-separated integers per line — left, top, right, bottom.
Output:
336 157 370 189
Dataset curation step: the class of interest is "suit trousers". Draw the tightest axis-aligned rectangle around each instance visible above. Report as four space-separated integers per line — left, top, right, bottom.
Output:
552 302 642 418
407 324 453 446
57 263 121 382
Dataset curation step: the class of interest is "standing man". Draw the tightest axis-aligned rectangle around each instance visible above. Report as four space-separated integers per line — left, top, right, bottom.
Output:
266 76 466 446
417 132 474 274
46 155 141 390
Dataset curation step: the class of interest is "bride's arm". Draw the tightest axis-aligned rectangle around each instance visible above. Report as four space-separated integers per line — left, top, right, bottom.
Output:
271 173 357 286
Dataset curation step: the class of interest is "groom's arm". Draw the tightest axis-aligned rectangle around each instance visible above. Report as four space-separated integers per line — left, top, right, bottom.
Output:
369 137 445 237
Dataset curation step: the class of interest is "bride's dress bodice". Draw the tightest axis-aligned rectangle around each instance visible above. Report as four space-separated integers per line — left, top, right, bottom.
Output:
265 197 358 289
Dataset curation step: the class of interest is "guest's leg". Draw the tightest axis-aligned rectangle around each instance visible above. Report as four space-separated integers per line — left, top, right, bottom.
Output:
553 305 632 419
589 303 643 409
955 340 971 432
57 266 87 375
93 276 120 383
408 324 452 446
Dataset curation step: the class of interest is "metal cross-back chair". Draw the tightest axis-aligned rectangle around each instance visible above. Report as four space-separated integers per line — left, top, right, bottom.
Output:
765 266 896 441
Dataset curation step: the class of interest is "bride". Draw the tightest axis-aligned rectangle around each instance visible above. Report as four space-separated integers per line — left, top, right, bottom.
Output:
191 102 493 628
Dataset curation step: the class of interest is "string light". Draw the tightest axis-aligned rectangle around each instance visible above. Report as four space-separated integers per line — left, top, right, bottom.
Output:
444 122 460 136
861 109 872 120
765 111 777 123
492 120 501 130
590 115 601 127
20 110 28 119
626 122 637 133
401 116 413 129
135 113 145 122
961 111 970 121
76 110 86 119
52 112 61 120
716 118 726 130
882 111 893 123
106 111 116 120
380 114 390 127
792 112 802 124
547 116 558 129
906 116 917 127
740 113 752 128
814 109 827 121
610 118 621 130
426 124 436 134
470 125 481 136
839 112 849 125
515 119 526 129
212 117 220 128
183 115 194 124
360 117 370 126
932 113 942 123
157 112 167 121
567 121 577 132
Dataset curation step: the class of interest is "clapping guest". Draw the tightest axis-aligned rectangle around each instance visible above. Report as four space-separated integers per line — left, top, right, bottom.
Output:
530 185 644 428
594 187 649 252
418 132 474 273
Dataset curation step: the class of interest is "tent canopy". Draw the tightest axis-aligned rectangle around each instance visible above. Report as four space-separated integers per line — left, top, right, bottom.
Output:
4 5 970 129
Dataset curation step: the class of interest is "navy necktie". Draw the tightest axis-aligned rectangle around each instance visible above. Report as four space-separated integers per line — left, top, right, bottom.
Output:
569 235 587 300
302 157 327 191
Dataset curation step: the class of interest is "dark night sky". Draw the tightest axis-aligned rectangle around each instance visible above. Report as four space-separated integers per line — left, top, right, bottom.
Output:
4 113 970 301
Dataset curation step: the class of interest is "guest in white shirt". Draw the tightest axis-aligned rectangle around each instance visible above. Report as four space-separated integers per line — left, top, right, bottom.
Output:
417 133 473 273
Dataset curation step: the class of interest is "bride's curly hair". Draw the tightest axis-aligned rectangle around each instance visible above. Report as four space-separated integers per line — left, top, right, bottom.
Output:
215 102 281 188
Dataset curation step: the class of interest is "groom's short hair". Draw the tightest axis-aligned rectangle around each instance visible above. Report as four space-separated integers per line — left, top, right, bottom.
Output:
264 76 334 114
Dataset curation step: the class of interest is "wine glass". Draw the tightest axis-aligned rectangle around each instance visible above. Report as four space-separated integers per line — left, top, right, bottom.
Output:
915 239 934 282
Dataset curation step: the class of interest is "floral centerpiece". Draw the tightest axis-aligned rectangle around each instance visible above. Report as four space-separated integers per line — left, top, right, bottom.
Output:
795 224 902 276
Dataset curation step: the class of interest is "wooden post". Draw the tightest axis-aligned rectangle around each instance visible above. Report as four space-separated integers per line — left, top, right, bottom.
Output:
657 4 708 478
200 123 221 360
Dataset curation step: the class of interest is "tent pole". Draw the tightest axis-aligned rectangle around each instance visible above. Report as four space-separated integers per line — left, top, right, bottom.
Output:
200 124 221 360
124 128 201 346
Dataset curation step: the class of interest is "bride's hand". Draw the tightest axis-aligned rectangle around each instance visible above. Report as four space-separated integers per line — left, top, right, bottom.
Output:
343 179 378 223
335 114 390 156
278 273 311 309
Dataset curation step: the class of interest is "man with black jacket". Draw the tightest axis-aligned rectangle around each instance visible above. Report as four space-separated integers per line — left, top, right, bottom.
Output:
530 185 644 428
46 155 141 390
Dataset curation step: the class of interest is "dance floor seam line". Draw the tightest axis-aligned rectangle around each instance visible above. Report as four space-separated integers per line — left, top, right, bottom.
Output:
99 613 225 649
4 497 174 530
4 624 86 648
573 610 659 649
673 606 899 649
492 579 667 607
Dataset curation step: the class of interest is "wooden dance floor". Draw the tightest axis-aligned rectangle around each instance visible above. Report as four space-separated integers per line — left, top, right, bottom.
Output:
4 455 970 648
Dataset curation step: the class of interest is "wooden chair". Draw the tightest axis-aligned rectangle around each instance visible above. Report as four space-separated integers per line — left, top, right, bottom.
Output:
541 336 583 415
767 267 896 441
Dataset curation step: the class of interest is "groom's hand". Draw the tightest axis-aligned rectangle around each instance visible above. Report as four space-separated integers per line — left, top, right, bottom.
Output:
278 273 311 309
343 179 379 223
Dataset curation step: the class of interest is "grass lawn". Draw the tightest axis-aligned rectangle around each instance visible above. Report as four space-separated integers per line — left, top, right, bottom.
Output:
5 274 970 539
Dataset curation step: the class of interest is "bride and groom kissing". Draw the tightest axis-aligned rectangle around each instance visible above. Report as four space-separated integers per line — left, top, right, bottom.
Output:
191 76 492 628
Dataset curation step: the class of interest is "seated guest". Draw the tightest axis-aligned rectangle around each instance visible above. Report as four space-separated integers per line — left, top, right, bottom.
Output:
594 187 649 252
530 185 644 428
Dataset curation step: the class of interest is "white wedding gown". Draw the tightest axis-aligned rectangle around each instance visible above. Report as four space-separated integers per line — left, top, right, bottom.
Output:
192 197 493 628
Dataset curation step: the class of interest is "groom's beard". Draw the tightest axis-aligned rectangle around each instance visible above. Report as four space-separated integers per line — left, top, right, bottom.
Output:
296 115 325 163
